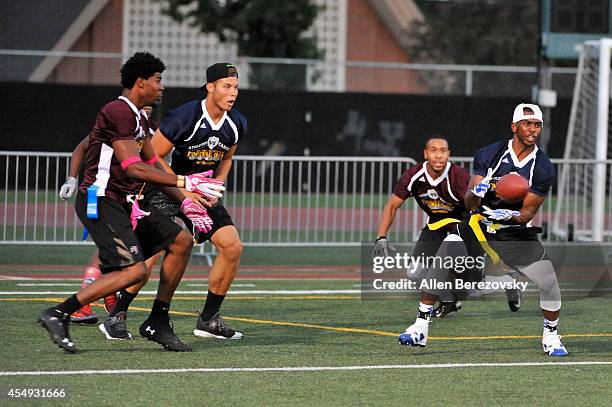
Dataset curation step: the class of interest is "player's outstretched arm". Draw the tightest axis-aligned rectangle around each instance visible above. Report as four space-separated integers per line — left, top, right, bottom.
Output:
512 192 545 224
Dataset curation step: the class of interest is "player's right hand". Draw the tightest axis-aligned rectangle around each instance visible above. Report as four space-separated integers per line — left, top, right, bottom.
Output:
373 237 395 258
59 176 78 200
471 168 493 198
184 170 225 200
180 198 213 233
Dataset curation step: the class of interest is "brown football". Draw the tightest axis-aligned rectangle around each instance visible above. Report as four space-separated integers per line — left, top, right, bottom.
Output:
495 173 529 202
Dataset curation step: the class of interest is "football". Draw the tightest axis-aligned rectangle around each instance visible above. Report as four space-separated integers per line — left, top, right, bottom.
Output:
495 173 529 202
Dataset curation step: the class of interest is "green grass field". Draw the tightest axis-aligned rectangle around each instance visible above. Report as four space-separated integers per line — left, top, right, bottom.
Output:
0 247 611 406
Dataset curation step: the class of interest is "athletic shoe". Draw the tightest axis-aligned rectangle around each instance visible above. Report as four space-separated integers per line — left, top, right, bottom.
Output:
98 311 131 340
542 330 568 356
398 319 429 347
104 293 118 314
70 304 98 324
194 313 244 340
434 301 462 318
506 286 522 312
139 318 192 352
37 308 77 353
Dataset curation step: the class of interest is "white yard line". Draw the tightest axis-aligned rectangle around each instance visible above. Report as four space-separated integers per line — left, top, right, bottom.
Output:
1 361 611 376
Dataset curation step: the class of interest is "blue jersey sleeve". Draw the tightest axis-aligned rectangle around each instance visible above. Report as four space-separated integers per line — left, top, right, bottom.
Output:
230 110 248 144
530 155 556 196
159 101 200 145
472 147 490 177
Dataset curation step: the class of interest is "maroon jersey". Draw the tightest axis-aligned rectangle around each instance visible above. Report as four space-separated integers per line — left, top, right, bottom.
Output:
80 97 155 203
393 162 470 223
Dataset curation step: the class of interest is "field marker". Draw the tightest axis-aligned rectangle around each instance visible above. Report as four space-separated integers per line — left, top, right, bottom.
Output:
1 361 611 377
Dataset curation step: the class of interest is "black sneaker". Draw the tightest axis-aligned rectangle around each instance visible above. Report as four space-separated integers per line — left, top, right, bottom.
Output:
506 287 522 312
434 301 462 318
99 311 132 340
37 308 77 353
194 313 244 339
139 318 192 352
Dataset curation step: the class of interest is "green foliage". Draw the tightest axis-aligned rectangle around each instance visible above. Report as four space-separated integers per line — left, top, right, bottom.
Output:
156 0 324 89
411 0 539 66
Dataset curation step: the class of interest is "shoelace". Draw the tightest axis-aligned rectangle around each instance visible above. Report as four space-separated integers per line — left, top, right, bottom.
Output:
214 316 232 334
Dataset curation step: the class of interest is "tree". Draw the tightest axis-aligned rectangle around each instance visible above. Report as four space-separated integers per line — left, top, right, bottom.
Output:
410 0 539 66
156 0 323 89
406 0 539 94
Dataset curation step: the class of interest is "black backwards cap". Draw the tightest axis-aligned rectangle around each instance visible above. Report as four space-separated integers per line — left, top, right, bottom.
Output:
201 63 239 90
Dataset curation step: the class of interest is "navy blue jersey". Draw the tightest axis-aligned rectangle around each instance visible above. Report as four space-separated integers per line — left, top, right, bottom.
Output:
473 139 555 214
159 99 247 175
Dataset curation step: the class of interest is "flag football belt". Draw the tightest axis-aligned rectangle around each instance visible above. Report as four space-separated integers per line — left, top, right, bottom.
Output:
468 214 501 265
426 218 461 231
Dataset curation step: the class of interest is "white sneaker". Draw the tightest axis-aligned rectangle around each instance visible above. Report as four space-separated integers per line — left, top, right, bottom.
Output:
542 330 568 356
398 320 429 347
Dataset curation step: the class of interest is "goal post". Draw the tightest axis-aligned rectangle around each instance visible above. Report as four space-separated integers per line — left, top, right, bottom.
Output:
554 39 612 241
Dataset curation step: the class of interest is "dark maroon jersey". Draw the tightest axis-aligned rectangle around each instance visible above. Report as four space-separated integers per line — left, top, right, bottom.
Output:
79 96 155 203
393 162 470 222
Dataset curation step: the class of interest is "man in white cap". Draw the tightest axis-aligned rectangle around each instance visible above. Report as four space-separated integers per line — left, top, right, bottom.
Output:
398 103 568 356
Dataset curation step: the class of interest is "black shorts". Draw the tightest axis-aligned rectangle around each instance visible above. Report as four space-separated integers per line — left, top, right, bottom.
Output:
75 191 182 272
457 217 546 268
414 224 485 260
145 191 235 244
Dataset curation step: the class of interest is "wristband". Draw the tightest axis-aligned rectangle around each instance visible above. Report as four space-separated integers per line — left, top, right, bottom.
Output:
143 155 158 165
376 236 386 242
120 156 143 170
177 175 185 188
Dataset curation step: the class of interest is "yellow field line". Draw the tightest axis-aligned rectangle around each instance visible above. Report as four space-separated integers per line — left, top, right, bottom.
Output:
8 297 612 341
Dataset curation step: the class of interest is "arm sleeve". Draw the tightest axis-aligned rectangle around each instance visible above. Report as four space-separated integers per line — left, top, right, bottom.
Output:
392 165 419 200
101 108 138 143
451 165 470 200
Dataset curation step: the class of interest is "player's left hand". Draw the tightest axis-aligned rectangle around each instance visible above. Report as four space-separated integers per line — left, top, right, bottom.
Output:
180 198 213 233
181 189 210 208
373 237 395 258
481 206 520 221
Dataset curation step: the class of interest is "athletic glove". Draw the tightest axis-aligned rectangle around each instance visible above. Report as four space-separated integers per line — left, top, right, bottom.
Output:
481 205 521 221
471 168 493 198
180 198 213 233
59 176 78 200
183 170 225 200
373 236 395 258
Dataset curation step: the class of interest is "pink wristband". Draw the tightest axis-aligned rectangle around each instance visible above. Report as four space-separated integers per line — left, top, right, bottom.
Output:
120 156 143 170
143 155 158 165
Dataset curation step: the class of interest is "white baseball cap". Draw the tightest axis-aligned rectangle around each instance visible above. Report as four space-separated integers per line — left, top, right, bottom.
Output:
512 103 543 124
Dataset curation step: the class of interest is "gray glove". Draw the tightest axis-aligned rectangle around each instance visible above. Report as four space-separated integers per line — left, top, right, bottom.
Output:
59 177 78 200
373 237 395 258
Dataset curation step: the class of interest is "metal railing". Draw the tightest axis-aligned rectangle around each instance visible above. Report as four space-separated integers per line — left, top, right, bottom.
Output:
1 151 608 246
0 49 577 97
